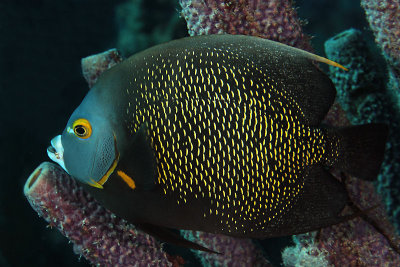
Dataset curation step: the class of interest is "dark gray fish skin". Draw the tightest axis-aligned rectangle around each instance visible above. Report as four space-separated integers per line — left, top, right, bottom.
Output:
81 35 387 240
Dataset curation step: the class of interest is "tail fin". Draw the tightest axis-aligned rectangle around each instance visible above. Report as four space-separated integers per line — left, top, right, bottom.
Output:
333 123 388 181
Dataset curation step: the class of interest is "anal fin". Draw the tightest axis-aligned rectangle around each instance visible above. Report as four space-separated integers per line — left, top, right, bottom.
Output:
276 165 351 235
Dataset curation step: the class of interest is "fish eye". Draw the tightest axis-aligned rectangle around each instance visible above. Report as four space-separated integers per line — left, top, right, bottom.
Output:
72 118 92 139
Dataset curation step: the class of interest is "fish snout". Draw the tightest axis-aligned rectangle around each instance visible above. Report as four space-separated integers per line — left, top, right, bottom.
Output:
47 135 68 173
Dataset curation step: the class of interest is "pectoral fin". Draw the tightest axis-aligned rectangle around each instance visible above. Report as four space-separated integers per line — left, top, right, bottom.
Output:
118 123 158 191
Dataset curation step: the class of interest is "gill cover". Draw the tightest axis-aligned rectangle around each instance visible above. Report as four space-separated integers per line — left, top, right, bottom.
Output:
59 96 119 189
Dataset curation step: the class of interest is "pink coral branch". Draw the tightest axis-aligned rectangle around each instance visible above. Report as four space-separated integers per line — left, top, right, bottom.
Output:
361 0 400 68
179 0 312 50
316 176 400 266
24 162 174 267
361 0 400 86
81 48 123 88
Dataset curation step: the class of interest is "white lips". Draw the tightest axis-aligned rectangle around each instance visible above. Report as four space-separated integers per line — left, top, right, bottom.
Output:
47 135 69 174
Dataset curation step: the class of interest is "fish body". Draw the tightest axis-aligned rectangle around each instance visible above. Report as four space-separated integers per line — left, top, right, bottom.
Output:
48 35 387 243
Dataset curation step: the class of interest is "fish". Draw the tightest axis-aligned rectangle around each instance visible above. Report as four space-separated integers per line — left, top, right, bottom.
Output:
47 34 388 251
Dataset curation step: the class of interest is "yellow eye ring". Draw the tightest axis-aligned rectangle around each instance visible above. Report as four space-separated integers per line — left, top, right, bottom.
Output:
72 118 92 139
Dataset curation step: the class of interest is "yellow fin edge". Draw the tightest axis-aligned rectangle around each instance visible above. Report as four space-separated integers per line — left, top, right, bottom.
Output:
311 53 348 71
300 49 348 71
274 40 348 71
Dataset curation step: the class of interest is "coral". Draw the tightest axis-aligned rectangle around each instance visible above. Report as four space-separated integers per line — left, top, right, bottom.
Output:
179 0 312 50
361 0 400 80
181 230 271 266
283 176 400 267
24 162 174 267
282 234 329 267
358 1 400 227
317 177 400 266
324 28 400 232
324 28 386 123
81 48 123 88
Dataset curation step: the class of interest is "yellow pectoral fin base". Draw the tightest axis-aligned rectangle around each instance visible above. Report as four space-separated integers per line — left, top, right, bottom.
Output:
117 170 136 190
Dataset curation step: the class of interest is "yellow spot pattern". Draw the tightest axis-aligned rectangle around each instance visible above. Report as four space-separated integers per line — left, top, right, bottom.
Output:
123 47 340 235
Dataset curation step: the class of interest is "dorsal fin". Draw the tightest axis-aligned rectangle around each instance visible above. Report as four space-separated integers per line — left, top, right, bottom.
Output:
231 34 340 126
118 123 157 191
280 42 348 71
304 51 348 71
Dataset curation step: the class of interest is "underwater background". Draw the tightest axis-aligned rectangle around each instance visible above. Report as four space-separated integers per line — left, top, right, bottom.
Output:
1 0 398 266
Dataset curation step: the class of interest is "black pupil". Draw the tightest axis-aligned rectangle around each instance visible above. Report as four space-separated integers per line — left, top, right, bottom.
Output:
75 126 86 136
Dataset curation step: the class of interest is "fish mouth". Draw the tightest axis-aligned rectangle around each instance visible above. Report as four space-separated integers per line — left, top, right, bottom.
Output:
47 135 68 173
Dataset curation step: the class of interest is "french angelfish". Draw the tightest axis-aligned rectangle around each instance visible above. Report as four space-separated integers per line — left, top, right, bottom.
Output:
47 34 388 252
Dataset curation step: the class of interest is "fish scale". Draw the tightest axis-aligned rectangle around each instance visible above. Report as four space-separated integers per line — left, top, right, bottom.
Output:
121 45 334 235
